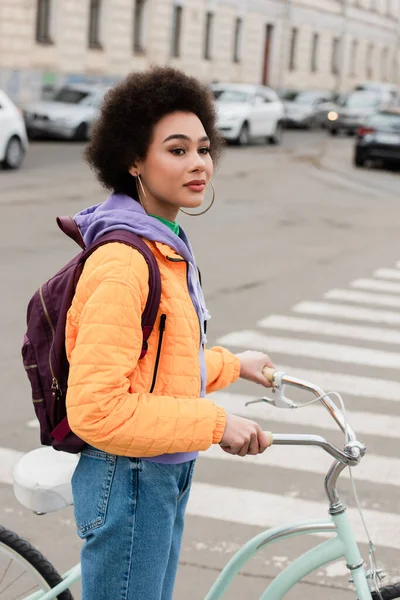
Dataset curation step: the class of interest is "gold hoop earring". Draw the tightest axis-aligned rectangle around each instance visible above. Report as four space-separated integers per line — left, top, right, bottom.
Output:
135 173 148 212
180 180 215 217
136 174 147 200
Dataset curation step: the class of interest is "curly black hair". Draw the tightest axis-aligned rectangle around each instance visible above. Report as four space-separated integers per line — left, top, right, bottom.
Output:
85 66 224 199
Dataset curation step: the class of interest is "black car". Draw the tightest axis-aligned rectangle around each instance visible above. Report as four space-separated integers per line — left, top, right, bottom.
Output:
354 110 400 168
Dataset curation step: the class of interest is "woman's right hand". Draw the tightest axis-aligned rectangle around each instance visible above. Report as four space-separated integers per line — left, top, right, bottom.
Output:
219 414 273 457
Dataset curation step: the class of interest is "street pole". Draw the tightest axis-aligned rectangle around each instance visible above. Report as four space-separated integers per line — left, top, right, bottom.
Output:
337 0 349 93
278 0 292 92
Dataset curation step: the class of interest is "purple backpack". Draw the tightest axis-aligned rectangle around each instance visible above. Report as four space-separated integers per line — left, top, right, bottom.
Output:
22 216 161 453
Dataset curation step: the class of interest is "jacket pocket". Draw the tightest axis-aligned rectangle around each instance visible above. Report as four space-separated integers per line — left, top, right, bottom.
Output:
71 448 116 537
149 314 167 393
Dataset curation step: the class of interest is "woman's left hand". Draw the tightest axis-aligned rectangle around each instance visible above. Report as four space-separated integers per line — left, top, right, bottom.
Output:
236 350 275 388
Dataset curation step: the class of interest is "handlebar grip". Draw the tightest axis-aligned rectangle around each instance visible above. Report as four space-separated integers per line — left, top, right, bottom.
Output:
262 366 276 383
264 431 274 447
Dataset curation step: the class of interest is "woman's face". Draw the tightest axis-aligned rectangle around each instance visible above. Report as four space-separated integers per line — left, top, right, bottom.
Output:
130 111 214 221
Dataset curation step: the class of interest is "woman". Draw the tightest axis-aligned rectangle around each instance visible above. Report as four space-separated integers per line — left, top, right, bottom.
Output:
66 66 274 600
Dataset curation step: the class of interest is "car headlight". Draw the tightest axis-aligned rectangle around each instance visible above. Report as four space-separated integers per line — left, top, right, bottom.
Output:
328 111 339 121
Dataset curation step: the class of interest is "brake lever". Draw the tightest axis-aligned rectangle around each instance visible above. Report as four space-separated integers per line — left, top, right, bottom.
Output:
245 386 298 409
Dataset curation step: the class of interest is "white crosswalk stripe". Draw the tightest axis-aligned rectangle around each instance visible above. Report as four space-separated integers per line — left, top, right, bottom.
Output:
351 278 400 293
210 391 400 439
324 288 400 308
203 442 398 489
294 300 400 325
218 330 400 368
187 483 400 551
373 268 400 280
258 314 400 345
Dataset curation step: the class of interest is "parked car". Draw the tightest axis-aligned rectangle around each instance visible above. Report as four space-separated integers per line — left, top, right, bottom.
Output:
210 83 285 145
283 90 334 129
354 109 400 168
22 83 109 141
353 81 398 105
0 90 28 170
327 91 387 136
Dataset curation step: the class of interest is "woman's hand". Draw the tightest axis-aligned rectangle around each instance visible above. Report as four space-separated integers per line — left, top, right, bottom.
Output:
236 350 275 388
220 414 273 456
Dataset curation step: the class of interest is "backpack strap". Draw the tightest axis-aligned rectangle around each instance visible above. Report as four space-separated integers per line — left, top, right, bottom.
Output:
81 230 161 359
57 216 86 250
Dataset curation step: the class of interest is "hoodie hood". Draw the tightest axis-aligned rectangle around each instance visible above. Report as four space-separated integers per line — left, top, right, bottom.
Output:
74 193 210 397
74 193 195 264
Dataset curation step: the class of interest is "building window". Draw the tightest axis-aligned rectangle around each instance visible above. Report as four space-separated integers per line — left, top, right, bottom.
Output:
133 0 146 54
35 0 52 44
392 53 398 82
88 0 102 49
381 47 388 80
203 12 214 60
349 39 358 76
233 17 242 63
310 33 319 72
366 43 374 79
331 38 340 75
171 5 183 58
288 28 298 71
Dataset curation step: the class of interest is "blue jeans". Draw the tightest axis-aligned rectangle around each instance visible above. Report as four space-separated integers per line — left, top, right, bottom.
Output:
72 447 196 600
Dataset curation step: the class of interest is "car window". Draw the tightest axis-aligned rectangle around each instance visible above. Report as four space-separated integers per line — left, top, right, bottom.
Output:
368 112 400 130
345 93 380 109
212 90 223 99
293 92 319 105
216 90 251 103
280 90 299 101
264 90 278 103
52 87 91 104
255 94 270 104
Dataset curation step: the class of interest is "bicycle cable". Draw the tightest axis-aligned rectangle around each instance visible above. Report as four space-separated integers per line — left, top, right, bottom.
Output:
293 390 384 598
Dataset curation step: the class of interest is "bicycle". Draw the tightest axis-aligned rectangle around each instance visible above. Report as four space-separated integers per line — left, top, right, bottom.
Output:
2 369 400 599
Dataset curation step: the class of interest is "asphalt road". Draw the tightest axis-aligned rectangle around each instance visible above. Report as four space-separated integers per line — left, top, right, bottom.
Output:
1 130 400 599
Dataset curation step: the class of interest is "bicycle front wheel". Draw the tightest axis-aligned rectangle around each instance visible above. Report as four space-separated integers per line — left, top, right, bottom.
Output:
0 526 73 599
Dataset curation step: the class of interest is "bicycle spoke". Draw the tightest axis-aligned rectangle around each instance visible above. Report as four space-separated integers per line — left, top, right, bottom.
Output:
0 558 12 587
0 569 28 596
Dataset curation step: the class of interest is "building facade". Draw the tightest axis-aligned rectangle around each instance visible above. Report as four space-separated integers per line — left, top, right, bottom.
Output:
0 0 399 103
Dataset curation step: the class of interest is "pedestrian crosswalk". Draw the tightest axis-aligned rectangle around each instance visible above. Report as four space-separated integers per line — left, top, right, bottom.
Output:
185 257 400 585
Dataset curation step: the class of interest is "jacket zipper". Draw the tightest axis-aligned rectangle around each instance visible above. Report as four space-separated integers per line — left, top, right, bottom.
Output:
149 314 167 393
39 285 61 402
166 255 203 396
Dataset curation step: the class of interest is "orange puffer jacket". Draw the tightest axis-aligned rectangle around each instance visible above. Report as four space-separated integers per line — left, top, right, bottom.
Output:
65 240 240 457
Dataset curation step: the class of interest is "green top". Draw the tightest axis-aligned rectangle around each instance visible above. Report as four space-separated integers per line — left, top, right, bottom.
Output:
150 214 180 236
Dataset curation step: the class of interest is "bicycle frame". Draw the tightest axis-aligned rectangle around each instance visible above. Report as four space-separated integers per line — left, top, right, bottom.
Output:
22 510 372 600
205 510 372 600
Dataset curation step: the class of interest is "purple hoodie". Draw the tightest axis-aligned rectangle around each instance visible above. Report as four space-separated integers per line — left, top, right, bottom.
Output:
74 193 210 464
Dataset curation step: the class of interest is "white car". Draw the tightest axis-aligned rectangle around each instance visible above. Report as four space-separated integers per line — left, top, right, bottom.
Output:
0 90 28 170
22 83 109 141
211 83 285 145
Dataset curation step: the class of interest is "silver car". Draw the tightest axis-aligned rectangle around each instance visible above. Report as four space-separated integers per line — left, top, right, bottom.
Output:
283 91 334 129
22 83 109 141
327 91 384 136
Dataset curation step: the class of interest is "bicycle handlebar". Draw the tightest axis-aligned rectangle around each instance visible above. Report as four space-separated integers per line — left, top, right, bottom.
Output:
262 367 357 442
269 433 363 465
